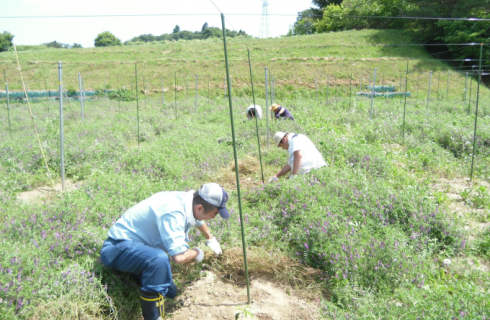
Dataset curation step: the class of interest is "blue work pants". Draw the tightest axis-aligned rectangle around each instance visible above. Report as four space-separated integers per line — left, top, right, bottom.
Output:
100 238 177 298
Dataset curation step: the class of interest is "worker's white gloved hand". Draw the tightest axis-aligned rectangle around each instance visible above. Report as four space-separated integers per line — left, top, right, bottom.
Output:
206 237 222 255
289 174 297 180
194 248 205 262
268 176 278 183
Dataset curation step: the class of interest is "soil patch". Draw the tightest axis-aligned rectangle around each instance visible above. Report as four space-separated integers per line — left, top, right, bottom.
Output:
166 272 320 320
17 180 82 204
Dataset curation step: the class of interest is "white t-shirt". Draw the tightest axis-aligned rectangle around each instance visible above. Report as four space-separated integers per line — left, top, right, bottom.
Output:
246 105 262 120
287 133 327 175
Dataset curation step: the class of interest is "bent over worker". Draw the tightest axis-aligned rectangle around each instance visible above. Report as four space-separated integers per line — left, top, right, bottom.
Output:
270 103 294 121
269 131 326 182
246 104 262 120
100 183 230 320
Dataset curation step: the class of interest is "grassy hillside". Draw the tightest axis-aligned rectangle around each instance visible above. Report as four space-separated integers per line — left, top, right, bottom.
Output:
0 29 481 102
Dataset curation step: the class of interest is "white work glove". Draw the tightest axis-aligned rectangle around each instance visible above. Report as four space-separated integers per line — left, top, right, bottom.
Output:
288 174 297 180
268 176 278 183
194 248 204 262
206 237 222 255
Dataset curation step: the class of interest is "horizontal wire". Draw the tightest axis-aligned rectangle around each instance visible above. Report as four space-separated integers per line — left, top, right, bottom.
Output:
0 13 489 21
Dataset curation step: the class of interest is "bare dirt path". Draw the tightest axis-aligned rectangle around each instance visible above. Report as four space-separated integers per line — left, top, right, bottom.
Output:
166 272 320 320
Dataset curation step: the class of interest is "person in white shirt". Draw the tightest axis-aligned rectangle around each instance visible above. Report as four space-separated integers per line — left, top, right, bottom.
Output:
269 131 326 182
246 104 262 120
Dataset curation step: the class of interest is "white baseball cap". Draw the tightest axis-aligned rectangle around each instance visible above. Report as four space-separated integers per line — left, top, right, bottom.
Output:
198 183 230 219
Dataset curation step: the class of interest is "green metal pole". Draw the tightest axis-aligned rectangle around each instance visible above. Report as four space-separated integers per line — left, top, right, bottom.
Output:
349 73 352 110
247 48 265 183
175 72 178 119
117 75 121 112
402 61 409 141
221 13 251 304
467 75 473 115
326 74 329 105
470 44 483 181
45 77 49 113
161 77 165 109
4 69 11 135
135 64 140 148
265 67 269 147
446 70 450 101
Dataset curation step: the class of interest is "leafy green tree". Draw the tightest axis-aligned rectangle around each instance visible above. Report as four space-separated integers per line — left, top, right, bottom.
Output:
433 17 490 62
73 43 83 48
291 9 319 35
314 5 345 33
0 31 14 52
45 41 65 48
94 31 122 47
311 0 343 15
201 27 222 39
173 25 180 33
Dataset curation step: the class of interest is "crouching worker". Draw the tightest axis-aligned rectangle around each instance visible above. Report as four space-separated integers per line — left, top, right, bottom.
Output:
100 183 230 320
246 104 262 120
270 103 294 121
269 131 326 182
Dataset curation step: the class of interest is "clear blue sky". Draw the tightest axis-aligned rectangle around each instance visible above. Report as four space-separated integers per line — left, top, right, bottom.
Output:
0 0 315 48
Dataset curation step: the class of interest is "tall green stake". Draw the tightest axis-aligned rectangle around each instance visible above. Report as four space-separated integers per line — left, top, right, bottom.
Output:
470 44 483 181
117 75 121 113
135 65 140 148
44 78 49 113
349 72 352 110
265 67 269 147
221 13 251 304
4 69 11 135
175 72 178 119
247 48 265 183
467 76 473 115
402 60 409 141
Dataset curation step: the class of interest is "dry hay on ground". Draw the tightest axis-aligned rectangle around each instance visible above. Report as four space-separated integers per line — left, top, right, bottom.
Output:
202 248 325 298
166 248 324 319
214 155 264 190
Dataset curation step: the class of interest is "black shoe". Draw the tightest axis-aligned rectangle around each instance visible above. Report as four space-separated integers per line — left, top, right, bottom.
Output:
140 290 164 320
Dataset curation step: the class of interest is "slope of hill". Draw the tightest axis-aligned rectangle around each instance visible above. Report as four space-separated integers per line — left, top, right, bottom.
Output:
0 29 470 96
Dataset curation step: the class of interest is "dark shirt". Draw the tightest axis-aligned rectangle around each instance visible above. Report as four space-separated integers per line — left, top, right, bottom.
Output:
275 106 294 120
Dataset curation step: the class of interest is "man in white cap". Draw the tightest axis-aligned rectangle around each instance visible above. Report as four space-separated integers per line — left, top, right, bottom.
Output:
269 132 326 182
100 183 230 320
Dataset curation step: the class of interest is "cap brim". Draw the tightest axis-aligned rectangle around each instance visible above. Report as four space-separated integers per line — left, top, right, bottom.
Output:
218 207 230 219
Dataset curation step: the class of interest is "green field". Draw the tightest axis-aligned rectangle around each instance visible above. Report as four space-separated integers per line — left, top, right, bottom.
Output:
0 29 489 319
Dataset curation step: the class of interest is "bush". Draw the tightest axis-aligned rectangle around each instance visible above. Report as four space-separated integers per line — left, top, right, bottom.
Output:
108 88 136 102
0 31 14 52
94 31 122 47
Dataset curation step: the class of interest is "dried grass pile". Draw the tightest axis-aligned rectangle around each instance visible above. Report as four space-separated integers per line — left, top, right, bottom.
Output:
214 155 261 190
202 248 325 297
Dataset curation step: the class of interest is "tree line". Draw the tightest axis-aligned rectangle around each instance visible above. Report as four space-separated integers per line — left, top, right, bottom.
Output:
95 23 248 47
290 0 489 65
0 22 248 52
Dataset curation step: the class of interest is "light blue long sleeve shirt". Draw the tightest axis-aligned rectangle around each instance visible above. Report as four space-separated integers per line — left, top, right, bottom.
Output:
107 190 203 256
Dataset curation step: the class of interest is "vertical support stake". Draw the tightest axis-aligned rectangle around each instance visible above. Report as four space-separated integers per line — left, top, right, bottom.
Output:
470 44 483 181
221 13 250 304
369 68 377 120
58 62 66 191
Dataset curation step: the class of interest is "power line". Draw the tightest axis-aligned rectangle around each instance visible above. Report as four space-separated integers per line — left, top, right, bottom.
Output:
1 13 490 21
206 0 236 31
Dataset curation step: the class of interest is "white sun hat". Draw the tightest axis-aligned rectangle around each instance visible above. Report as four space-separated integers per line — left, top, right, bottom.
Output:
273 131 287 146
